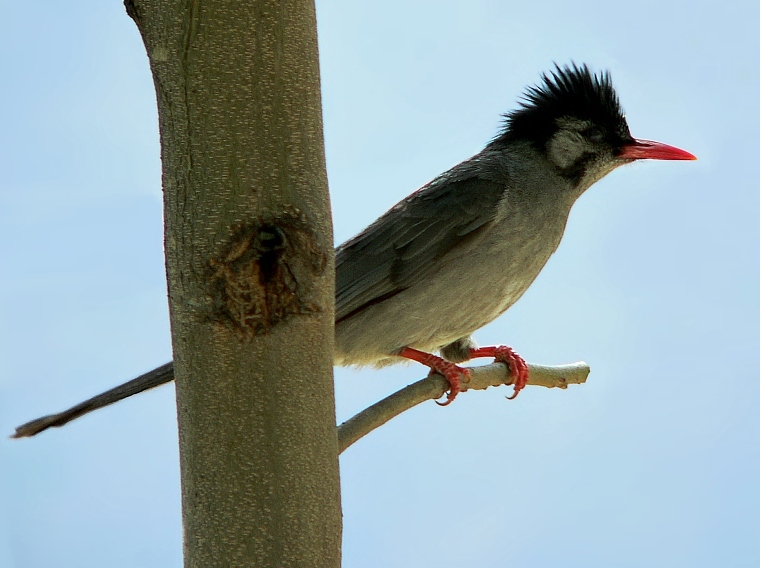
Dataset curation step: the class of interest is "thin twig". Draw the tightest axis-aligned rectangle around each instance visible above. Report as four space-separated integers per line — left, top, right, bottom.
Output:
337 361 590 453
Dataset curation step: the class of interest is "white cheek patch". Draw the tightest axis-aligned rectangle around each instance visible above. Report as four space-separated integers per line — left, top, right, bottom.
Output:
547 131 585 169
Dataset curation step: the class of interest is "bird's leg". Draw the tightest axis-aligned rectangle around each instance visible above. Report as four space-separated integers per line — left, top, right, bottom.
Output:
397 347 471 406
467 345 529 399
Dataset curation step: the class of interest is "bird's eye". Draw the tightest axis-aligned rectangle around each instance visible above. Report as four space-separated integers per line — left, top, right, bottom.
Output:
585 126 606 143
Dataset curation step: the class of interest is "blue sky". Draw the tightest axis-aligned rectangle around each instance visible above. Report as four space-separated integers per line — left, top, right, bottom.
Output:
2 1 759 566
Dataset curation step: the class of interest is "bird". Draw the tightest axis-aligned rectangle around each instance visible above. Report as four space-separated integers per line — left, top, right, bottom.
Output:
13 63 696 438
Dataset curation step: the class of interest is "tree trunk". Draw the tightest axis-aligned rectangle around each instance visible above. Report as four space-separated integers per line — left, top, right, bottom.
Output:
126 0 341 566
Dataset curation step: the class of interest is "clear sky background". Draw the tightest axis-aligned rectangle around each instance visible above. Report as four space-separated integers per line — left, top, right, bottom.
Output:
1 1 758 567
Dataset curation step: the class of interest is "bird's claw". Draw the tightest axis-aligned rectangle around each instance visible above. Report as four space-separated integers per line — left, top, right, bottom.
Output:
430 363 471 406
469 345 529 399
398 346 470 405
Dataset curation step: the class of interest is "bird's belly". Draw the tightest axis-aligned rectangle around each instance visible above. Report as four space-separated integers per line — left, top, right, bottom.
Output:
334 219 563 367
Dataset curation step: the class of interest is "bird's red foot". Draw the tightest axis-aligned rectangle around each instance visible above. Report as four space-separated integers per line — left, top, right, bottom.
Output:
468 345 529 399
398 347 471 406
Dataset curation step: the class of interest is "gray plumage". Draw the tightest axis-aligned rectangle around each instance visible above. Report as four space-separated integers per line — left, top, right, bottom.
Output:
334 141 579 367
334 63 635 367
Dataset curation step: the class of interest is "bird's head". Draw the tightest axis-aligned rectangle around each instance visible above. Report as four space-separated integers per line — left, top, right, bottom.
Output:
496 63 696 191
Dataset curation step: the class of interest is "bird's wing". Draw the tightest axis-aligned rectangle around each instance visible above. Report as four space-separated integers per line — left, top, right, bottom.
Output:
335 174 506 322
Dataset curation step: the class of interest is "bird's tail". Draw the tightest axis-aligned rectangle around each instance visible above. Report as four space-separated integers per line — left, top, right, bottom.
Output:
11 362 175 438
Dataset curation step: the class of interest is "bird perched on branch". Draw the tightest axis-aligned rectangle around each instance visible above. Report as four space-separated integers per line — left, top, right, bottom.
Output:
13 63 695 438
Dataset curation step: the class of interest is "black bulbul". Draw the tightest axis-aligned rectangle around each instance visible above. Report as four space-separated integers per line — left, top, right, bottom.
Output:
13 63 696 437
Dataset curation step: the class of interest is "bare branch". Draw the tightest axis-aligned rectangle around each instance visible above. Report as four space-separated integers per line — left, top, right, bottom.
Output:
337 361 589 453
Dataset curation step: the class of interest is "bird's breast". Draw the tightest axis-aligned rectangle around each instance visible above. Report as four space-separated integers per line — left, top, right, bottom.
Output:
334 200 571 367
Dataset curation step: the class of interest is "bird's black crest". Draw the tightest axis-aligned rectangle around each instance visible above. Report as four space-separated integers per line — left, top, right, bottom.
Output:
496 63 630 147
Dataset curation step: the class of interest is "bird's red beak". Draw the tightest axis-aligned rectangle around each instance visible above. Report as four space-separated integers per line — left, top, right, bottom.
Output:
618 139 697 161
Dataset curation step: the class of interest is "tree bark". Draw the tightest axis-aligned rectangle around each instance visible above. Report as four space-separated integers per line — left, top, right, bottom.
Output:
126 1 341 566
